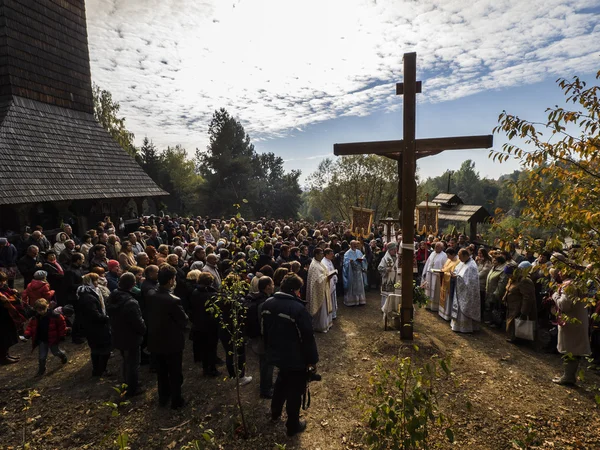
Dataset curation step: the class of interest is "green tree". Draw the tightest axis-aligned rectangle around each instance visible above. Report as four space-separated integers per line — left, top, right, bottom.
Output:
306 155 399 222
139 137 161 183
199 109 260 217
199 108 302 218
92 83 138 159
160 145 205 215
492 69 600 306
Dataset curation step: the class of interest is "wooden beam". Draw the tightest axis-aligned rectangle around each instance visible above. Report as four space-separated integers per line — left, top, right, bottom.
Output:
400 52 417 341
334 134 493 157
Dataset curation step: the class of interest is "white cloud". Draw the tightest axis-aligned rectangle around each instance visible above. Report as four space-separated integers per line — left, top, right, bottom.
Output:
85 0 600 153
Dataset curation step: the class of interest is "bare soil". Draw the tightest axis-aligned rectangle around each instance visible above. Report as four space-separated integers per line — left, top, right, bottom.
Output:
1 292 599 449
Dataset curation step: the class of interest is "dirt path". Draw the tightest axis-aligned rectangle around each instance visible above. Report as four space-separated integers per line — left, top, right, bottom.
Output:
1 293 599 449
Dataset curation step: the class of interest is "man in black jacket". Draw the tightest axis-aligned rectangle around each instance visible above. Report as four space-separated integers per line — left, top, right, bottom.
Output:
106 273 146 397
261 273 319 436
17 245 42 288
139 265 159 365
254 243 278 273
245 276 275 398
146 265 188 409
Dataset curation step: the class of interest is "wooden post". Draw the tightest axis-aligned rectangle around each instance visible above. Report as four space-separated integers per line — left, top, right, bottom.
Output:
469 220 477 242
400 53 417 340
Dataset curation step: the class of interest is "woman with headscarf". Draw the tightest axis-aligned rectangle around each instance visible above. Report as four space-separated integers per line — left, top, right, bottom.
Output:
77 273 112 377
53 232 68 255
550 260 591 385
503 261 537 342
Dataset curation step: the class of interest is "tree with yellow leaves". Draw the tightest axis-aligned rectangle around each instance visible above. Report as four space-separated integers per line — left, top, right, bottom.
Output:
492 69 600 310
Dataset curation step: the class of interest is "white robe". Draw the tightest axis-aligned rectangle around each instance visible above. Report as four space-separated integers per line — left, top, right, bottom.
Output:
451 258 481 333
343 249 367 306
307 258 332 332
322 257 338 319
378 250 400 308
422 251 448 311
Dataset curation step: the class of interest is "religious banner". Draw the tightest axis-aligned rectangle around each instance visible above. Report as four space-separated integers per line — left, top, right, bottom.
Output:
416 203 439 236
350 206 374 239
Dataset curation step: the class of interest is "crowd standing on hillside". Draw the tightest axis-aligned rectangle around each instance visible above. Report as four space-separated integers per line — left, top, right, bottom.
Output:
1 216 599 435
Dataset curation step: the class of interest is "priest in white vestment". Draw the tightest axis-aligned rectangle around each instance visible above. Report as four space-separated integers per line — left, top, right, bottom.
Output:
451 249 481 333
322 248 338 319
307 248 335 332
421 242 448 311
378 242 400 308
343 240 367 306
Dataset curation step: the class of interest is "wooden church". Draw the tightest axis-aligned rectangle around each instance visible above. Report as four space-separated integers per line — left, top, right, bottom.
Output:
0 0 167 237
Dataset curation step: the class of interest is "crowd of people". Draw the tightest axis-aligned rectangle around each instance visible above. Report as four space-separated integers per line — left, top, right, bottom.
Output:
1 216 599 437
0 216 376 436
415 236 600 386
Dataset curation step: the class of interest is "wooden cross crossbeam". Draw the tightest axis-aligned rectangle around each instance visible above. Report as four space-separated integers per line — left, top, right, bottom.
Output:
333 52 493 340
334 135 493 160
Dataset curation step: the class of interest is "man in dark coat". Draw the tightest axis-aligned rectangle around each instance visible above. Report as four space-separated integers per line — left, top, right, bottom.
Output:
261 273 319 437
189 272 219 376
107 273 146 397
146 265 188 409
254 243 278 273
17 245 42 287
245 276 275 398
26 231 51 256
77 274 112 376
139 265 159 365
58 240 76 268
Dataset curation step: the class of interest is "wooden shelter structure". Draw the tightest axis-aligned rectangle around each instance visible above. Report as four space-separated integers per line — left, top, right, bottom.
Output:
0 0 167 237
416 193 490 241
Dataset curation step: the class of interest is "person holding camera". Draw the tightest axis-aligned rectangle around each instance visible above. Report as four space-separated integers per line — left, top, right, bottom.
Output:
261 273 319 437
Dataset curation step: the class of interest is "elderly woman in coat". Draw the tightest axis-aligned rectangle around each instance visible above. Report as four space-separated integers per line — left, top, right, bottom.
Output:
503 261 537 343
551 267 591 386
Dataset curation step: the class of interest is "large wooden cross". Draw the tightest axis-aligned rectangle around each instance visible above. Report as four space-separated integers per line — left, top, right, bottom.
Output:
333 52 493 340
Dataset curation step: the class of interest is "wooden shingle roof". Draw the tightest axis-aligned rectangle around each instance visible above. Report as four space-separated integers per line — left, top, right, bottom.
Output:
431 193 463 206
0 96 168 205
437 205 490 224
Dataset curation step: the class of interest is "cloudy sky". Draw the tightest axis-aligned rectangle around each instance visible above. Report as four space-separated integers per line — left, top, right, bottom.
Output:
85 0 600 183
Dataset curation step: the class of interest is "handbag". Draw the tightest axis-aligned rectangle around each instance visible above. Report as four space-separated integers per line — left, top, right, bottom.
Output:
515 316 536 341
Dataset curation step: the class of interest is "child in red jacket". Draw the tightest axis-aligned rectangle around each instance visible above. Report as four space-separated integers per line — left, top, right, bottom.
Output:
22 270 55 307
24 299 68 376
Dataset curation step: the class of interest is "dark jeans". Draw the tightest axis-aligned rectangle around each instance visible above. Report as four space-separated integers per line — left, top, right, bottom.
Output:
259 353 274 395
154 351 184 407
219 331 246 378
38 342 66 362
90 351 110 376
120 347 141 392
71 309 85 343
192 329 219 372
271 369 307 433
